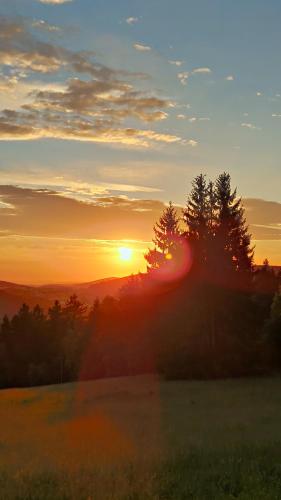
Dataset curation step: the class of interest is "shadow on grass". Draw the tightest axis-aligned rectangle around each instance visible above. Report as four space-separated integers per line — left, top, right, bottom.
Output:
1 443 281 499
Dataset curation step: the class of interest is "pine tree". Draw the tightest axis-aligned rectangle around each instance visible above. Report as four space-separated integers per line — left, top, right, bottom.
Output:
183 174 209 267
88 298 100 330
48 300 63 334
215 172 254 275
145 201 181 271
207 180 217 234
271 290 281 321
120 274 144 299
61 295 88 381
1 315 11 338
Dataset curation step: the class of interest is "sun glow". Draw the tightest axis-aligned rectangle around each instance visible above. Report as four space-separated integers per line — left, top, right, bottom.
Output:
118 246 133 261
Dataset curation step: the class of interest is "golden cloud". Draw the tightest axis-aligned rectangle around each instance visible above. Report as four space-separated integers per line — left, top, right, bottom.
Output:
0 17 189 147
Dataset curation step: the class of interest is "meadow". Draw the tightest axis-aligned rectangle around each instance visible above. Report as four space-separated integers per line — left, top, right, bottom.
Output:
1 375 281 499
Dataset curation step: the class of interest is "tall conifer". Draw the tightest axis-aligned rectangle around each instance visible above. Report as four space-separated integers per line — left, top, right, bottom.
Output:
145 201 181 271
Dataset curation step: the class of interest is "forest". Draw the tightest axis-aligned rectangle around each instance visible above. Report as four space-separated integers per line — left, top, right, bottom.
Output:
0 172 280 388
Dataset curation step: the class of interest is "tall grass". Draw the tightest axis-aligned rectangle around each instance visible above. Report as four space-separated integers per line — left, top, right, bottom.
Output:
1 445 281 499
1 375 281 498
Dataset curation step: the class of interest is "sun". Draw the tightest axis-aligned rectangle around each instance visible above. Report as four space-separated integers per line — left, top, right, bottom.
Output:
118 246 133 261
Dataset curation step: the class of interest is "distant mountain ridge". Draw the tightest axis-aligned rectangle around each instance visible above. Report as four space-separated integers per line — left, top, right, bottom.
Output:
0 266 280 318
0 276 130 317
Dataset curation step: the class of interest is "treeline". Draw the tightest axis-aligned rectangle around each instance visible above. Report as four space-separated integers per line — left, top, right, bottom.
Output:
0 172 281 388
0 293 156 388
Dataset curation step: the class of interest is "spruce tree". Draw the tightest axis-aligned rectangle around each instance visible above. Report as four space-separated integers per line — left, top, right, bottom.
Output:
145 201 181 271
215 172 254 275
183 174 209 267
207 180 217 234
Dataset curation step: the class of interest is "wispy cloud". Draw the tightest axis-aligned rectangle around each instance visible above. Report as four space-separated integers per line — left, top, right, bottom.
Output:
177 71 189 85
188 139 198 147
243 198 281 240
126 17 139 25
225 75 234 81
31 19 61 32
38 0 72 4
192 67 212 74
133 43 151 52
241 122 261 130
0 17 133 77
169 60 184 67
177 67 212 85
0 117 183 147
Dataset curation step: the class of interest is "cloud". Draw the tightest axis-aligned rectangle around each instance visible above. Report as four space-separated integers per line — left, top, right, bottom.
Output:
126 17 139 25
225 75 234 81
241 122 261 130
192 67 212 74
256 92 262 96
0 187 278 243
177 71 189 85
243 198 281 240
177 67 211 85
169 60 184 67
38 0 72 4
0 16 185 148
24 77 172 122
182 139 198 147
272 114 281 118
177 114 210 123
0 17 143 78
0 118 183 147
0 185 165 240
0 76 180 146
133 43 151 52
31 19 61 32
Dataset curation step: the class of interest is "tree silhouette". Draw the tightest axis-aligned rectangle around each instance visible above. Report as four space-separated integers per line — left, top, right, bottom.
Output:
215 172 254 277
183 174 209 269
145 201 181 271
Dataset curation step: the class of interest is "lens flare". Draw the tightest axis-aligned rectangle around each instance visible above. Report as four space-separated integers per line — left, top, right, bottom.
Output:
152 238 193 283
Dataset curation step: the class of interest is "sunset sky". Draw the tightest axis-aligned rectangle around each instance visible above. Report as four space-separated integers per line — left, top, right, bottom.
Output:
0 0 280 283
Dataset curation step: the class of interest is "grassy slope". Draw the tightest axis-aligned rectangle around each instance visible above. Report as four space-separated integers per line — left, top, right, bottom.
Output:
1 375 281 499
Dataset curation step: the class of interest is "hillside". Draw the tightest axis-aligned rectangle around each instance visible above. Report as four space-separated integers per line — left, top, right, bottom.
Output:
0 265 280 317
1 375 281 498
0 275 130 316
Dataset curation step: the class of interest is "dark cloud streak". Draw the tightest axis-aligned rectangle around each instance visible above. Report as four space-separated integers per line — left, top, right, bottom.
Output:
0 186 279 242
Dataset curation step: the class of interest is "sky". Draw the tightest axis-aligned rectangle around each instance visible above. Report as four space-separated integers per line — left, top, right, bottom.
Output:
0 0 280 283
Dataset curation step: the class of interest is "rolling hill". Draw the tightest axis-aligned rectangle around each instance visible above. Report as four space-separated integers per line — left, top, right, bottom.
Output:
0 265 280 318
0 275 130 317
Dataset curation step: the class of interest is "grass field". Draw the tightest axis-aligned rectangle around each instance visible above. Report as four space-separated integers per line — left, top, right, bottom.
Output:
1 375 281 499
